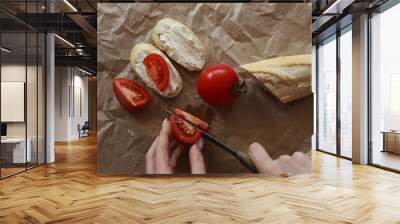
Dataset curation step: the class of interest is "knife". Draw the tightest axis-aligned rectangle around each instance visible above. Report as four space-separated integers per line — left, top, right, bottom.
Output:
163 109 259 173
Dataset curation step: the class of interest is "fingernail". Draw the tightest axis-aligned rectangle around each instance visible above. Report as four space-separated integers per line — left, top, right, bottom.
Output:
250 142 261 148
196 138 204 150
162 118 167 127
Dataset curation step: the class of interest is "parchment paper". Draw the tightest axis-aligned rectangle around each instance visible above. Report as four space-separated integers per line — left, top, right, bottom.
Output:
97 3 312 174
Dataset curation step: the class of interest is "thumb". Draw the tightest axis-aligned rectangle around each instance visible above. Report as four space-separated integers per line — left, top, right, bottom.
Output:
248 142 273 174
189 138 206 174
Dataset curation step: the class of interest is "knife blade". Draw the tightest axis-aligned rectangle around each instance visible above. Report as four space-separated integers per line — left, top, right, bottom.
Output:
163 109 259 173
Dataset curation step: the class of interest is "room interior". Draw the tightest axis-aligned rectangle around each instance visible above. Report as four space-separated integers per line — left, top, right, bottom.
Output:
0 29 46 177
0 0 399 223
0 0 96 178
313 0 400 172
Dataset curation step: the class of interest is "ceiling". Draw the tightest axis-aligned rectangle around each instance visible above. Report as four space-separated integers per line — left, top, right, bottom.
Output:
0 0 97 74
1 32 45 64
312 0 390 44
0 0 394 74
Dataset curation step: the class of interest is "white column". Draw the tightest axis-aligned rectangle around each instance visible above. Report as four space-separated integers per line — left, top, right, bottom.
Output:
45 0 56 163
352 14 369 164
46 32 55 163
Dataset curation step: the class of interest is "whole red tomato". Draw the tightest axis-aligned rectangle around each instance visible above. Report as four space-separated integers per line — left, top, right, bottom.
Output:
197 64 245 106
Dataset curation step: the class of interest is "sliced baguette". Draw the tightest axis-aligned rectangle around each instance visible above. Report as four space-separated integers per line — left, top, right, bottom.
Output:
240 55 312 103
152 18 206 71
130 43 182 98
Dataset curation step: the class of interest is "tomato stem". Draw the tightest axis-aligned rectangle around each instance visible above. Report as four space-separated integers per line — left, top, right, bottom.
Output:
232 80 247 96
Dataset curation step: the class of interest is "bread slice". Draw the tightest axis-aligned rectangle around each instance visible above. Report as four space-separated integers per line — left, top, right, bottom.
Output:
240 55 312 103
152 18 206 71
130 43 182 98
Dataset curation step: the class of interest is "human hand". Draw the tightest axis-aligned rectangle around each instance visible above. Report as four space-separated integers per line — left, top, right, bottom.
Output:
145 119 206 174
248 143 310 176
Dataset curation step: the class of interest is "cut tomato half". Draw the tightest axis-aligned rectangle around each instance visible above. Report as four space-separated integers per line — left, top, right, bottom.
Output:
143 54 170 91
169 108 208 144
113 78 150 112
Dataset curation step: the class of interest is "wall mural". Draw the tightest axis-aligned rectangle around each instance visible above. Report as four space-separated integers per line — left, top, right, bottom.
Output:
97 3 312 175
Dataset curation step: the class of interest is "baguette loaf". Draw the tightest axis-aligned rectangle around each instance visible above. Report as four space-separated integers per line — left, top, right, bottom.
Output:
240 55 312 103
130 43 182 98
152 18 206 71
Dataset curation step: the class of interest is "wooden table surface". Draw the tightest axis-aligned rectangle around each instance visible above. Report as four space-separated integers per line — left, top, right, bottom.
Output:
0 135 399 223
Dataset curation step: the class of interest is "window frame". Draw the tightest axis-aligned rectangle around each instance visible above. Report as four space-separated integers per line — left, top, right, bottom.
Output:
315 24 353 161
0 1 48 180
367 0 400 173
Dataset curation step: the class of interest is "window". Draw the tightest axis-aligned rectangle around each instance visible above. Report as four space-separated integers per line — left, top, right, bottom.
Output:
340 27 352 158
390 74 400 130
0 2 47 179
317 36 337 154
370 3 400 171
316 26 353 159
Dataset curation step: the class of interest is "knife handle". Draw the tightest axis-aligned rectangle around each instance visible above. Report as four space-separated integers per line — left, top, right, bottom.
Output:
236 151 259 173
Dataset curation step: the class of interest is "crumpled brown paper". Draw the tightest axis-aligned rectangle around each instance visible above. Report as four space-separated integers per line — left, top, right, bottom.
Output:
97 3 312 174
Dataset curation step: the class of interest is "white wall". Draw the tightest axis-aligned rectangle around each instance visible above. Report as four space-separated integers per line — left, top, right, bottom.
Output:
72 73 89 138
1 82 25 122
1 65 37 138
54 67 89 141
55 67 69 141
1 63 46 164
1 65 26 137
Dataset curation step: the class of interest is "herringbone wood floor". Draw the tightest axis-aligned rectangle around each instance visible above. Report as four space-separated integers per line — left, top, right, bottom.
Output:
1 136 400 224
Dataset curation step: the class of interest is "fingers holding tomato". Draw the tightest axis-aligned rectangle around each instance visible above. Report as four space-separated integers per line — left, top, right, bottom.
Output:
169 108 208 145
197 64 246 107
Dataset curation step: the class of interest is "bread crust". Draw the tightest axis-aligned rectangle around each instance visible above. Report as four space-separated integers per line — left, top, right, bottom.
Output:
152 18 206 71
130 43 182 98
240 55 312 103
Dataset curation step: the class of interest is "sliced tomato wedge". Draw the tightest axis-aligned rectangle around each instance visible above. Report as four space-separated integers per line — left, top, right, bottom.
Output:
143 54 169 91
113 78 150 112
169 108 209 144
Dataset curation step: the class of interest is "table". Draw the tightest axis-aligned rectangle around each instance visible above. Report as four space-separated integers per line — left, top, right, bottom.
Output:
1 138 31 164
381 131 400 154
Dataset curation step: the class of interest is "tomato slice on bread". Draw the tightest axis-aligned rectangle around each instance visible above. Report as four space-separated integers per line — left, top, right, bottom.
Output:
169 108 208 144
113 78 150 112
143 54 170 91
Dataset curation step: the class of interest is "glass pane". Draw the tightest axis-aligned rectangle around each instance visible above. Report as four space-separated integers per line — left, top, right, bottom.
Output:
0 1 46 178
340 28 352 158
27 31 38 169
371 4 400 171
317 37 337 154
1 31 27 177
26 0 39 169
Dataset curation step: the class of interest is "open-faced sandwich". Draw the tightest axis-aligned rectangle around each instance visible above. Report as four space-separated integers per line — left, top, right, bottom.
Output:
152 18 206 71
130 43 183 98
240 54 312 103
